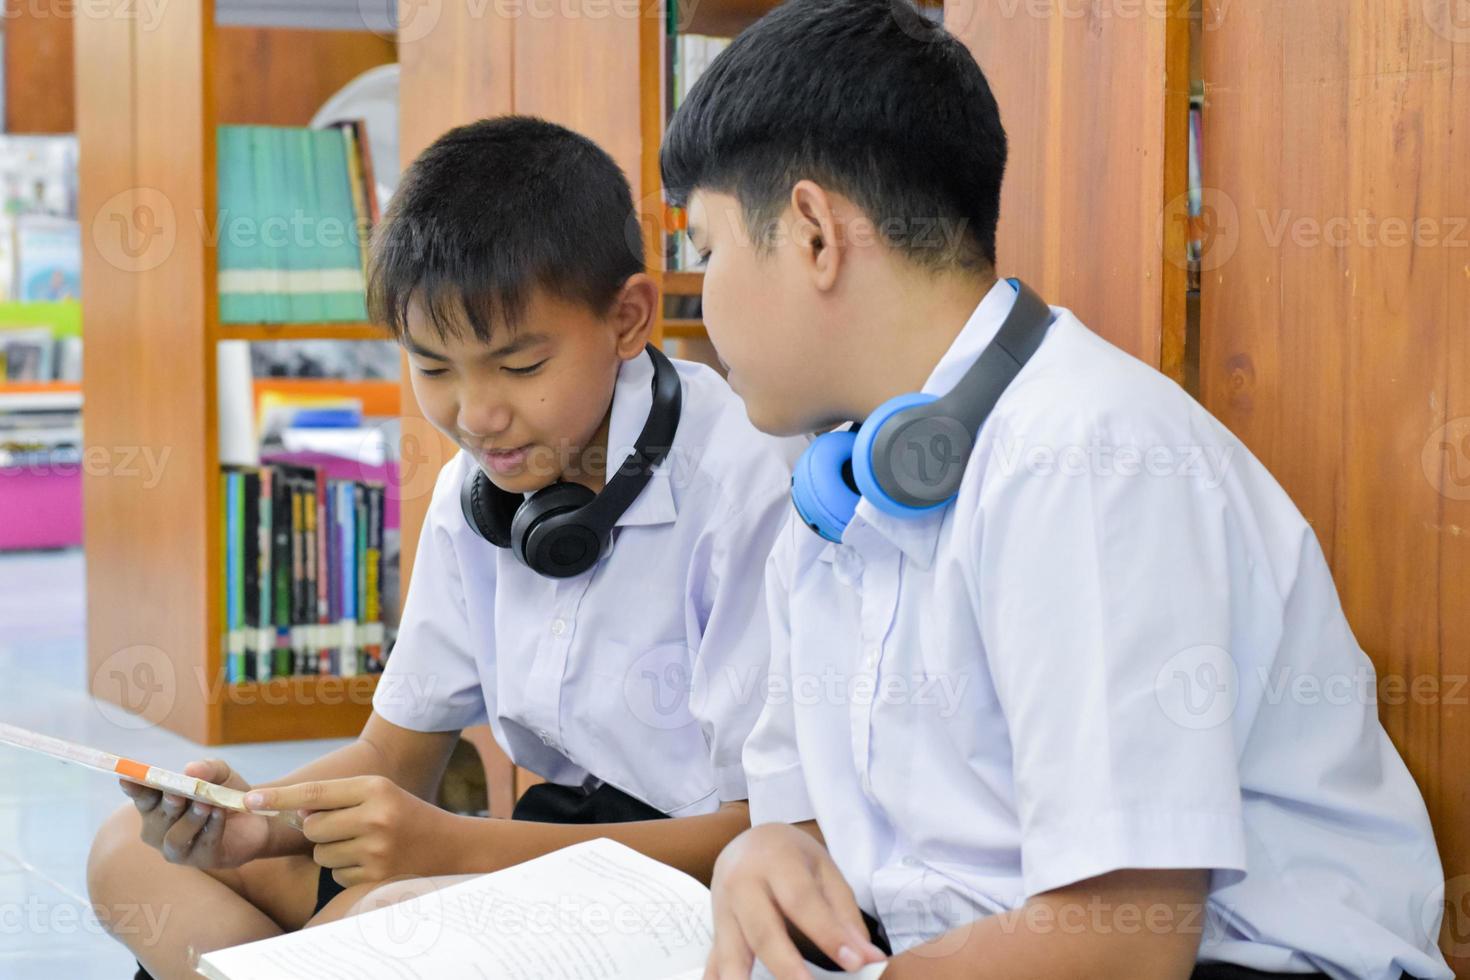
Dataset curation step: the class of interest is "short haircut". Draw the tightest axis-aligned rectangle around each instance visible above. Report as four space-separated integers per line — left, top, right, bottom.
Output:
368 115 645 341
661 0 1007 270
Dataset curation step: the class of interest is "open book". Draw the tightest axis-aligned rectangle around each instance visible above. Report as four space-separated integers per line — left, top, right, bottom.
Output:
0 722 302 829
197 838 888 980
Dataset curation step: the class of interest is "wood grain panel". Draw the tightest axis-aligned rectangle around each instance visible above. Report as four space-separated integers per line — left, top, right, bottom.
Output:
78 0 215 742
952 0 1189 372
213 26 395 126
1200 0 1470 966
4 0 75 132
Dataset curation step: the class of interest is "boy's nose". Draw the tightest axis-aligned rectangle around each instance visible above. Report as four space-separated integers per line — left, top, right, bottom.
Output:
456 388 513 440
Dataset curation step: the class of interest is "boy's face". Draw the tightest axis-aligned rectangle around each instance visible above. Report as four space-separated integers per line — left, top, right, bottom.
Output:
686 189 847 437
403 280 655 495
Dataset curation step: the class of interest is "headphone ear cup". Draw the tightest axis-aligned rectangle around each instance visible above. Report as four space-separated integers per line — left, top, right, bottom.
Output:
852 391 949 517
460 468 522 548
791 431 861 542
511 481 601 576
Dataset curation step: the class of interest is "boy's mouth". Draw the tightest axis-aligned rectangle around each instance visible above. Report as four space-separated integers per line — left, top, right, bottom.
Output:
481 444 533 475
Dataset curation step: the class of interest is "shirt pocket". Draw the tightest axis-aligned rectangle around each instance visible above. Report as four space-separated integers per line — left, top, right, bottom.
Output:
581 636 718 815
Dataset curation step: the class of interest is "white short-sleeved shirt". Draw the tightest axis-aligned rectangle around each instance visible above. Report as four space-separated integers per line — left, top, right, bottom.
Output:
374 352 800 816
744 280 1452 979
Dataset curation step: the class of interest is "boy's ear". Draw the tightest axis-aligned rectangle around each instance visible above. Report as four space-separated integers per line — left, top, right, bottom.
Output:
608 272 658 359
790 180 842 292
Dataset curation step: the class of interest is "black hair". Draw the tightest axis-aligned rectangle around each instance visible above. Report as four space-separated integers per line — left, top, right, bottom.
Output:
661 0 1006 270
368 115 645 341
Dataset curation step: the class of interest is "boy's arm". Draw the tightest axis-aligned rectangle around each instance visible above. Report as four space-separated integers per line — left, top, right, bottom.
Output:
459 799 752 886
254 711 460 858
878 868 1208 980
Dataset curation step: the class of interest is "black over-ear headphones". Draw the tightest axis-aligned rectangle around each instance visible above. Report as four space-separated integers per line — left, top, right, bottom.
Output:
459 343 682 578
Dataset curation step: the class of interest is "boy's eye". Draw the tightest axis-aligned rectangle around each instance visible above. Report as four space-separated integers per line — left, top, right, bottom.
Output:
415 365 448 378
503 359 548 376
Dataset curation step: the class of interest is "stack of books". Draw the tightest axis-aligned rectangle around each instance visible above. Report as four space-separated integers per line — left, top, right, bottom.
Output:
221 464 388 683
215 122 379 324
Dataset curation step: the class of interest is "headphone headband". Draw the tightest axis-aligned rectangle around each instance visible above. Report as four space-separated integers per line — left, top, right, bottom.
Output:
864 279 1054 510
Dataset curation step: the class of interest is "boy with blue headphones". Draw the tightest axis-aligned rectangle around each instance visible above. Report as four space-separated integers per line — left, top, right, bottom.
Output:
89 116 799 978
662 1 1452 978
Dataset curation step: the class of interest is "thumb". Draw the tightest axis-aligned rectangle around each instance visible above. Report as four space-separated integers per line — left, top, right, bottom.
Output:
187 759 247 791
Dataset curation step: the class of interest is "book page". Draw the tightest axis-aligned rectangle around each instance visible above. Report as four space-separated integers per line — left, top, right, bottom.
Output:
197 838 714 980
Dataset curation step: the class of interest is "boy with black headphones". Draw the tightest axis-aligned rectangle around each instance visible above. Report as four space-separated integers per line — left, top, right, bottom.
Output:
89 116 798 978
662 1 1452 979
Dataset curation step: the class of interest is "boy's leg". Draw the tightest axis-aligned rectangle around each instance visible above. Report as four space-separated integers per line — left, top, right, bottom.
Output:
307 873 478 928
88 802 321 980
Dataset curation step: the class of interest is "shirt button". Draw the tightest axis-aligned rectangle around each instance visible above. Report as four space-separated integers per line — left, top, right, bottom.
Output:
864 646 880 669
537 729 551 745
861 773 874 795
550 618 567 636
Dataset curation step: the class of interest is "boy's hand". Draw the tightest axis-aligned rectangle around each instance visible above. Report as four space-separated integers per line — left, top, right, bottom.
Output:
246 775 465 887
705 823 887 980
120 759 271 870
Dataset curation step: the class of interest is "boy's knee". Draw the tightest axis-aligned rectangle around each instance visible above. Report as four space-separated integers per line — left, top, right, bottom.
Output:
87 802 144 908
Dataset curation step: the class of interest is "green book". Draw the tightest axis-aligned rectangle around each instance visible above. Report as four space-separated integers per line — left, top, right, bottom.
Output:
294 130 327 323
216 127 252 322
311 128 368 322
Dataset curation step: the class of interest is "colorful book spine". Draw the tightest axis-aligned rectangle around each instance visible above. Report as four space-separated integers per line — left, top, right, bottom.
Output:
316 472 331 675
254 467 271 681
226 470 244 684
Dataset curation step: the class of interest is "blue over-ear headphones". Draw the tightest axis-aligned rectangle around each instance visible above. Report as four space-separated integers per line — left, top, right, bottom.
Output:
791 279 1054 542
460 344 682 577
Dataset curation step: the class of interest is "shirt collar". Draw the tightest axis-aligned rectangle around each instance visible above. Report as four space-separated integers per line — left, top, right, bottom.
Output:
604 349 677 529
849 278 1019 568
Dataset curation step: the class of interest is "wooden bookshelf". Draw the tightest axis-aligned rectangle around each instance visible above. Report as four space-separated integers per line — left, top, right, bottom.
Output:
75 4 395 745
217 323 390 343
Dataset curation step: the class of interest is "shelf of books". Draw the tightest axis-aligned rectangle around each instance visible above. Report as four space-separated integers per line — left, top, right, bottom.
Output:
77 3 397 744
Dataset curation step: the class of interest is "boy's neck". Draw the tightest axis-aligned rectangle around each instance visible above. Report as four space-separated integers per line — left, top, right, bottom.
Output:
839 266 1000 421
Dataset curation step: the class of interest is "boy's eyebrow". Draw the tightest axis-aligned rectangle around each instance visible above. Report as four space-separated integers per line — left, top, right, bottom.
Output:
403 332 550 362
486 333 550 359
403 338 449 361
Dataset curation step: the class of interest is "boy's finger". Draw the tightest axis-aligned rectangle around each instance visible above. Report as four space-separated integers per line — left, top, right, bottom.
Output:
246 779 362 813
735 887 813 980
707 906 756 980
769 870 870 973
195 806 225 856
311 839 358 871
299 807 356 845
160 802 211 863
817 860 886 962
184 758 229 784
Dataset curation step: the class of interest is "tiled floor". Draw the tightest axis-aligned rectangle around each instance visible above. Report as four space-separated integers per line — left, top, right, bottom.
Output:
0 549 352 977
